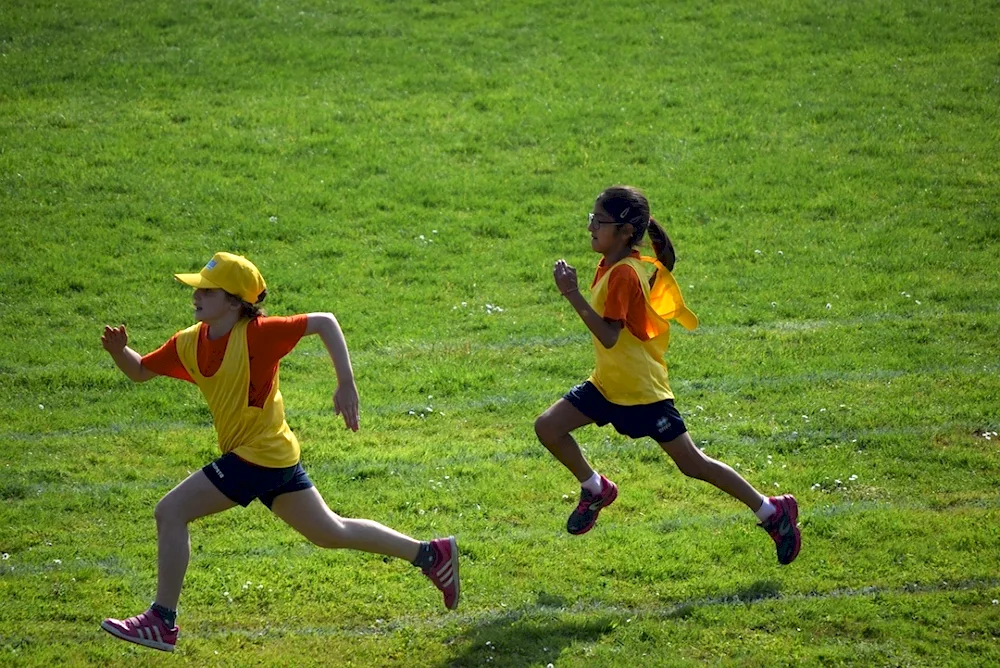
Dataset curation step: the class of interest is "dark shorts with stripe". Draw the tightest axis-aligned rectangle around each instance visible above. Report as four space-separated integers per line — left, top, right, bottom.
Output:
564 381 688 442
202 452 314 509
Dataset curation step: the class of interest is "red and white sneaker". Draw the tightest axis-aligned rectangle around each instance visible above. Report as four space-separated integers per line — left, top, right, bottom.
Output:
759 494 801 565
422 536 460 610
101 609 178 652
567 475 618 535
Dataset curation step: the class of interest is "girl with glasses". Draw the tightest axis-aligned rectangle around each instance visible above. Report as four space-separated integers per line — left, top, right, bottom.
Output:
535 186 801 565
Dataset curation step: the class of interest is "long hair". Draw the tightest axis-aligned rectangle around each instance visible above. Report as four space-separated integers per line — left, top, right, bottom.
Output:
597 185 676 270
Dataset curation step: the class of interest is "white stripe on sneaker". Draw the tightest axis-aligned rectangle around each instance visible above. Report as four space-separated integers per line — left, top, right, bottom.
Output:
152 625 163 644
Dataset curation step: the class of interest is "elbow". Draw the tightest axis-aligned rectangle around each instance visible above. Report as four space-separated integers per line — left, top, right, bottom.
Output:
599 334 619 349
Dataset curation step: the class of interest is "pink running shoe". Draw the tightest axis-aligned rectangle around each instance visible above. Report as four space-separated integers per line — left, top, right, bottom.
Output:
422 536 460 610
759 494 801 565
567 475 618 535
100 609 178 652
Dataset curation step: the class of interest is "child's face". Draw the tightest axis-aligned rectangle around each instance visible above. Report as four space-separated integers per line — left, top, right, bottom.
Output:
588 203 632 255
192 288 238 322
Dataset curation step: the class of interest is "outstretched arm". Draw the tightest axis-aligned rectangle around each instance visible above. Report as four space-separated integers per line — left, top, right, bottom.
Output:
553 260 622 349
305 312 360 431
101 325 159 382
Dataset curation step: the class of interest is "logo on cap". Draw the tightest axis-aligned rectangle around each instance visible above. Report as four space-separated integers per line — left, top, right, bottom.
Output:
205 259 217 270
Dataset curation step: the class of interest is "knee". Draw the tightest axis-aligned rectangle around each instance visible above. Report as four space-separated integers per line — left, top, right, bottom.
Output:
534 414 559 447
675 453 710 480
307 520 348 550
154 498 180 528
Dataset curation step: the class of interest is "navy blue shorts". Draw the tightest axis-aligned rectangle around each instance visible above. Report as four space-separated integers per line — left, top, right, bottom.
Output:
564 381 688 442
202 452 314 509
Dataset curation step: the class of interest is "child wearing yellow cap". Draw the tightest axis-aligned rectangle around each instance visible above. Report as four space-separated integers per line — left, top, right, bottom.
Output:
535 186 801 565
99 252 459 652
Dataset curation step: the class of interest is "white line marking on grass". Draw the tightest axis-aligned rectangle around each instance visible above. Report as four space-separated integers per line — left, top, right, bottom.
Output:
180 577 1000 641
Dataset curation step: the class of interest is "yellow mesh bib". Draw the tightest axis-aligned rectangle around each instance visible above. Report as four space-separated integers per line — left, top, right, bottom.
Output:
587 256 698 405
175 320 300 467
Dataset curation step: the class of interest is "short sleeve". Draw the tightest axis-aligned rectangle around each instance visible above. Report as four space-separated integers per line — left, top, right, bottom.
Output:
247 315 309 364
140 336 194 382
603 266 651 341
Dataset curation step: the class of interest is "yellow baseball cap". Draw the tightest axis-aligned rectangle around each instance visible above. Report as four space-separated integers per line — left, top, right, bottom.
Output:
174 252 267 304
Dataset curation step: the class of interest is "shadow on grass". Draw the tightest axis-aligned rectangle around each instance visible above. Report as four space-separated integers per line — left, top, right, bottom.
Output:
440 592 615 668
439 581 784 666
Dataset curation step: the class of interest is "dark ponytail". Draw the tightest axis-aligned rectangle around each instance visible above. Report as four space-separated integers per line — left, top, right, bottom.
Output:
647 217 676 271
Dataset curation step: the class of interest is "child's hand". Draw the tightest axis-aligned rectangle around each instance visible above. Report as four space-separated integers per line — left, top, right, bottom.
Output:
333 382 360 432
101 325 129 354
553 259 579 297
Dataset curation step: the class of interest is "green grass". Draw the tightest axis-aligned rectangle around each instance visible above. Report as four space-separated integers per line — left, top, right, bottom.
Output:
2 0 999 665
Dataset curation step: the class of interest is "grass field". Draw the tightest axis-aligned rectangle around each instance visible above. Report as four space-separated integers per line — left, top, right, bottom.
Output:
2 0 999 665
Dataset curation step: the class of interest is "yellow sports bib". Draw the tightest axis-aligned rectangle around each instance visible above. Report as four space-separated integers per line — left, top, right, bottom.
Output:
175 320 300 467
588 256 698 405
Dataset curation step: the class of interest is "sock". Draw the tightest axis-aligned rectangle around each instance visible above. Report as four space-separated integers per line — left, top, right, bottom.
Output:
150 602 177 628
581 471 603 495
411 542 436 570
754 497 777 522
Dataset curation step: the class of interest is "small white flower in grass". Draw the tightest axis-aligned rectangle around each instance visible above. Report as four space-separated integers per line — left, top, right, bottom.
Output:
53 559 61 565
849 475 858 481
993 599 999 605
461 301 467 307
774 482 780 488
432 230 438 234
915 300 921 305
39 404 44 410
834 479 842 486
826 303 832 309
269 216 278 223
771 302 777 308
777 250 784 256
754 249 762 255
811 483 820 490
1 553 8 560
820 408 826 412
418 235 425 240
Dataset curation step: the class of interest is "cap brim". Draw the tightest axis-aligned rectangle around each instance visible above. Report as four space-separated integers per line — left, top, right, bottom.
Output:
174 273 222 290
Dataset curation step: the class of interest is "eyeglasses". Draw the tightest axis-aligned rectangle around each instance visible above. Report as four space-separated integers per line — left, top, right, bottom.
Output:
588 212 626 227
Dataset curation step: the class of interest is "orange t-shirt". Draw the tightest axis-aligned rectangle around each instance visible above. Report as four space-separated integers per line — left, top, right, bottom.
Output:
592 250 651 342
142 315 309 408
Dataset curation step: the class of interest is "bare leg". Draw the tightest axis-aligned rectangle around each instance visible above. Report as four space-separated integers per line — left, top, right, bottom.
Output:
270 487 421 561
534 398 597 482
154 471 238 610
658 432 766 511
